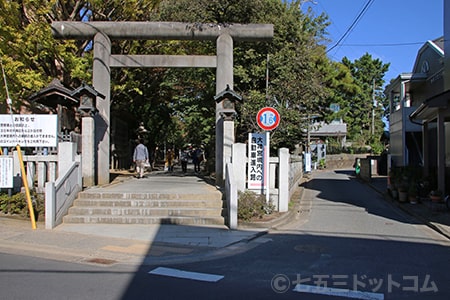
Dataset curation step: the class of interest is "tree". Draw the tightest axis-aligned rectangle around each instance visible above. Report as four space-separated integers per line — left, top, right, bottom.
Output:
322 60 360 125
341 53 389 149
3 0 383 156
231 0 333 151
0 0 161 113
0 0 87 111
152 0 334 152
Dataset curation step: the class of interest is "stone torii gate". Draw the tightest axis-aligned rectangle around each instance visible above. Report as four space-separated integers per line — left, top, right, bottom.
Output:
51 22 273 186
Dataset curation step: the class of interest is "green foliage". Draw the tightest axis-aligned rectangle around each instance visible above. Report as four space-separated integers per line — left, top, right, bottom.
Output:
234 0 333 150
0 0 393 155
369 140 384 155
0 0 161 113
0 193 27 215
238 190 275 221
0 192 44 220
319 158 326 169
341 54 390 142
325 137 344 154
0 0 94 111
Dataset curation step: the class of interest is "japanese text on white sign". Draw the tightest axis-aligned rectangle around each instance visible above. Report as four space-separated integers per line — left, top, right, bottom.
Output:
0 114 58 147
248 132 267 189
0 157 13 188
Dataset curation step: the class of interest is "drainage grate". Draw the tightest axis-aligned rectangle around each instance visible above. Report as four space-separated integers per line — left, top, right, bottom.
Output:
85 258 118 265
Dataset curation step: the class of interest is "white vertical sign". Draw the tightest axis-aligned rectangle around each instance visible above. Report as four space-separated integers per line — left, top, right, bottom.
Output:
0 157 13 188
248 132 268 190
305 152 311 172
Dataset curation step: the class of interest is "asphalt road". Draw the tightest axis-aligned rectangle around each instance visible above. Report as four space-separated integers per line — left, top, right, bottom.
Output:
1 170 449 300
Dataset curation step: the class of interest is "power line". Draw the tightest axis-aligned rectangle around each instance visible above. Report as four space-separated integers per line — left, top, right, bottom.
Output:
337 41 426 47
326 0 375 53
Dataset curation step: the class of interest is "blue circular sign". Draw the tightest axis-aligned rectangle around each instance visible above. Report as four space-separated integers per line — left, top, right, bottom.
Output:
257 107 280 131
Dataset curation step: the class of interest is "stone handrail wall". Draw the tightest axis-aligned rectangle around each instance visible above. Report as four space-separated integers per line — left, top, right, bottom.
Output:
45 159 82 229
44 142 81 229
289 154 303 198
225 162 238 230
3 143 82 229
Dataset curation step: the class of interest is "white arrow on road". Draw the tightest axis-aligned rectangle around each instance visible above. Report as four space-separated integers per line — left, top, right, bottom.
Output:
149 267 224 282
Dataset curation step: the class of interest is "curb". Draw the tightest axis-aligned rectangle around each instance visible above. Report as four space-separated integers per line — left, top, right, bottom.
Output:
365 179 450 240
392 200 450 240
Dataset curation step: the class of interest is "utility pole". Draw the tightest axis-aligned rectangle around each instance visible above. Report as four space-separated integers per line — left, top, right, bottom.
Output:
265 54 269 102
372 78 376 136
307 116 311 152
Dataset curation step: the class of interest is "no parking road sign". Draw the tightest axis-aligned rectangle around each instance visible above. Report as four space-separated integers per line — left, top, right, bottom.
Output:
257 107 280 131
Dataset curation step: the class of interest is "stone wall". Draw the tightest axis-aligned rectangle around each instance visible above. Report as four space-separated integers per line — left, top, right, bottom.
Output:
325 153 368 170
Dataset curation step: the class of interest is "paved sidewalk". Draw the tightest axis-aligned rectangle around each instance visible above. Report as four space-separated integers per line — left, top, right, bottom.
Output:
0 168 274 266
368 176 450 239
0 216 268 266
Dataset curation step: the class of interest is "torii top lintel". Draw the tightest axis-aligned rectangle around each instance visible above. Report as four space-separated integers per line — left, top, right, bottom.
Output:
51 22 274 42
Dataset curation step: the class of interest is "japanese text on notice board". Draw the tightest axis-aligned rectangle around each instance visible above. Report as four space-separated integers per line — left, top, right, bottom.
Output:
0 157 13 188
0 114 58 147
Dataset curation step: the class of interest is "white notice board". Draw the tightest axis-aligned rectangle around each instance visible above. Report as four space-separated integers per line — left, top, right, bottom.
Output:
0 114 58 147
0 157 13 188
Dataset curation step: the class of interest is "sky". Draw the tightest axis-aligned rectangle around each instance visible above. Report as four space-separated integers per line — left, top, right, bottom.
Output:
301 0 443 86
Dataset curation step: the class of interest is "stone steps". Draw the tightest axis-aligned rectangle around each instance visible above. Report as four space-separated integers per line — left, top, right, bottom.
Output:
63 215 226 225
73 198 223 208
63 190 226 226
67 206 223 217
78 191 223 201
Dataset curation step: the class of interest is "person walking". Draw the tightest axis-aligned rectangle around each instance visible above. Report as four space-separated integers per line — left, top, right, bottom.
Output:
133 139 149 178
151 146 159 170
165 148 174 172
180 147 190 173
192 146 205 173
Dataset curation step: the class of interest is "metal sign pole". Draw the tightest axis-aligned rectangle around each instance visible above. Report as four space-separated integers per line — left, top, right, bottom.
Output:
16 145 37 229
265 131 270 204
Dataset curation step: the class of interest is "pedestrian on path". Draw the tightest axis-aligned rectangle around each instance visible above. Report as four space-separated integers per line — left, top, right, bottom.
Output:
133 139 149 178
180 147 190 173
192 145 206 173
151 146 159 170
165 148 174 172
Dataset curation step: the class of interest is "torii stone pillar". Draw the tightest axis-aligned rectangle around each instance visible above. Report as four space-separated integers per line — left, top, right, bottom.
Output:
51 22 273 186
216 33 233 187
92 32 111 185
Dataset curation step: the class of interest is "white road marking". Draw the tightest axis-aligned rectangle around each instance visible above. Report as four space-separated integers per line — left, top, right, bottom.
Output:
293 284 384 300
149 267 224 282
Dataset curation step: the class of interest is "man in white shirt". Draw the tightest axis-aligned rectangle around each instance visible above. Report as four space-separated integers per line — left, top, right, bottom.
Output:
133 139 149 178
